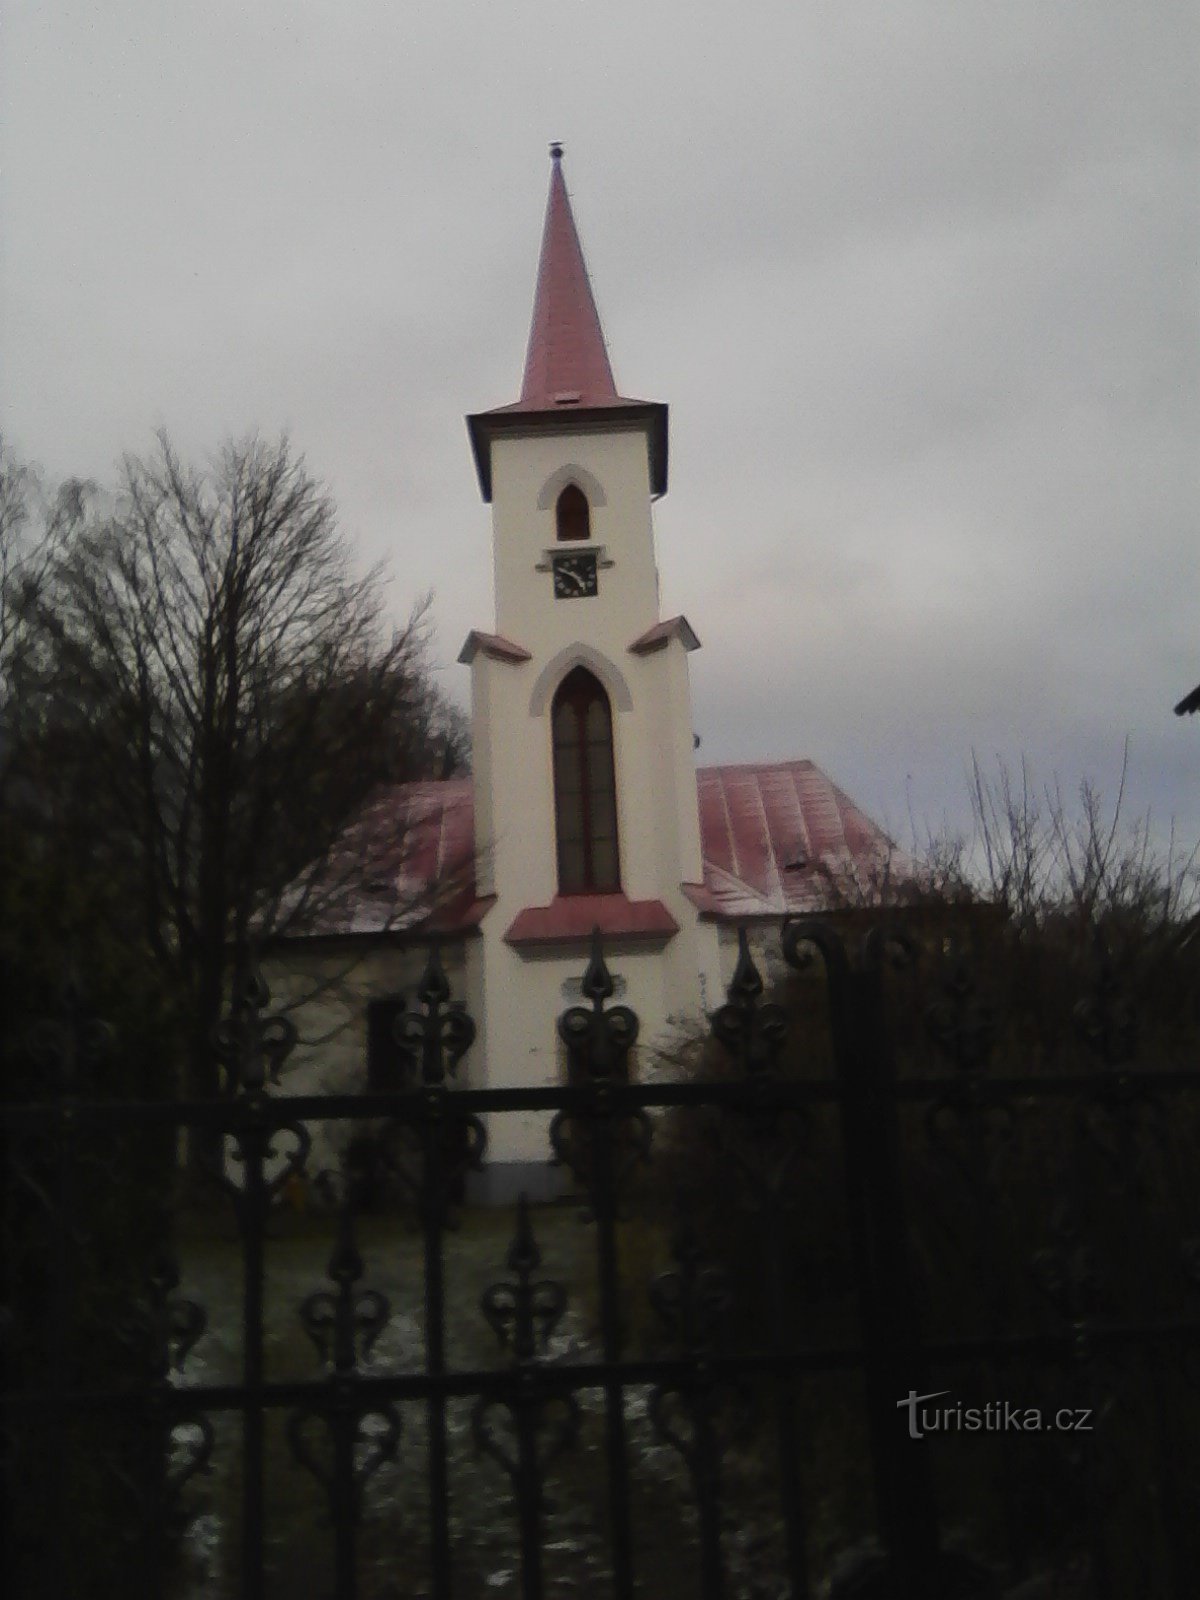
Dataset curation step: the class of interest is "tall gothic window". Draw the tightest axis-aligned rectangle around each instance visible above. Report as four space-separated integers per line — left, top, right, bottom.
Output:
555 483 590 542
552 667 619 893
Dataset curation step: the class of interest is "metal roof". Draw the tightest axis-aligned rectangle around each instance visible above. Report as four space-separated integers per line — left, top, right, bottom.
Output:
696 761 911 919
292 761 909 938
466 149 668 500
628 616 701 655
512 145 619 412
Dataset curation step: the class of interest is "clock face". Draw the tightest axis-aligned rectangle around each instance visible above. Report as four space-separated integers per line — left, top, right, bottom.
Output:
552 551 598 599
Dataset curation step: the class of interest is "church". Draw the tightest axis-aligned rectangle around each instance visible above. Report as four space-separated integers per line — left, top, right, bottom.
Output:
270 149 905 1199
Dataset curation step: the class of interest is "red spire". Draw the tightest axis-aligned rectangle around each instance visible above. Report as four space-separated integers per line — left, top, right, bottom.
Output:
517 145 619 410
466 147 669 502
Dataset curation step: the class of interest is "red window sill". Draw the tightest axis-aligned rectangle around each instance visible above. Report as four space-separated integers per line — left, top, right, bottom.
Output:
504 894 679 948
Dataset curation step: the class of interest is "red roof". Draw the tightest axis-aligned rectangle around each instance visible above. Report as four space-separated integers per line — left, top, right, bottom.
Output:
513 146 618 412
696 761 912 918
457 630 532 666
293 761 909 939
285 779 486 939
628 616 701 655
466 150 669 501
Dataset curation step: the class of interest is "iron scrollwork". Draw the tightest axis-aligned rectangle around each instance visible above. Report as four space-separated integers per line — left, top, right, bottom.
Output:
109 1256 214 1535
289 1205 401 1521
396 943 477 1085
550 929 651 1205
480 1194 569 1362
380 946 486 1218
710 928 789 1078
144 1256 215 1510
286 1403 401 1522
472 1194 579 1495
925 939 996 1076
1032 1203 1111 1363
556 927 640 1080
707 929 806 1208
213 964 311 1217
213 963 299 1095
648 1226 751 1496
299 1205 392 1371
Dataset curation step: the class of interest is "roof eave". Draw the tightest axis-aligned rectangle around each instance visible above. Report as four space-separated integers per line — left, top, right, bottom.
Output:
466 401 668 503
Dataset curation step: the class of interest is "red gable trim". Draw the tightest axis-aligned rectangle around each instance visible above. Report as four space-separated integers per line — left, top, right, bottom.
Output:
504 894 679 948
629 616 701 655
457 630 532 666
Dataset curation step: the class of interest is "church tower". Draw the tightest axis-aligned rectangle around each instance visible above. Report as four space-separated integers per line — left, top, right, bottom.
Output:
461 148 723 1198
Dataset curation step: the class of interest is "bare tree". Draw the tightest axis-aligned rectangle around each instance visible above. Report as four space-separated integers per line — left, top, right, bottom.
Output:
10 433 468 1118
0 443 92 756
948 747 1199 934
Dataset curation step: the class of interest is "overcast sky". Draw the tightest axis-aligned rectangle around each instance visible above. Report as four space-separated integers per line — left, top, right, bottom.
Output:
3 1 1197 865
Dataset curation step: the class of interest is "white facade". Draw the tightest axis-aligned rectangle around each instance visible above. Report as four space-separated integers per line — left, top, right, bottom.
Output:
260 939 463 1174
464 417 724 1187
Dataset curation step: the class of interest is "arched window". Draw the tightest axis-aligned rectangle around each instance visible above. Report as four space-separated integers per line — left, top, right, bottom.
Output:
552 667 619 893
555 483 590 542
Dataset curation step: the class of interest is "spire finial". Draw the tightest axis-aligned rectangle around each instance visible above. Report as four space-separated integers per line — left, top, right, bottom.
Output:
549 141 563 161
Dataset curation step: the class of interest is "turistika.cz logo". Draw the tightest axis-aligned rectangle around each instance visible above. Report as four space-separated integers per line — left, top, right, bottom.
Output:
897 1390 1094 1441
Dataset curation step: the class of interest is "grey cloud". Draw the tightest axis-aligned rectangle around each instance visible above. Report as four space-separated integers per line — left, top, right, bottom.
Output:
3 0 1196 854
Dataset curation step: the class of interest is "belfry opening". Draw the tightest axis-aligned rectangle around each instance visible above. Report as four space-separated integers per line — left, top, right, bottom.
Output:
555 483 590 542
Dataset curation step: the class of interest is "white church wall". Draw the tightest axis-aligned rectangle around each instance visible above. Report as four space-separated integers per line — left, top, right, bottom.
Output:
252 921 744 1193
662 643 707 883
468 642 695 921
254 925 724 1202
468 669 497 898
627 636 726 1014
472 933 712 1196
478 426 677 913
471 438 713 929
260 940 469 1174
466 410 727 1195
490 427 660 649
469 650 554 912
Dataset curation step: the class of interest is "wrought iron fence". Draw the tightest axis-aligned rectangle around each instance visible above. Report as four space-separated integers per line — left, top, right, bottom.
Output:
3 921 1199 1599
